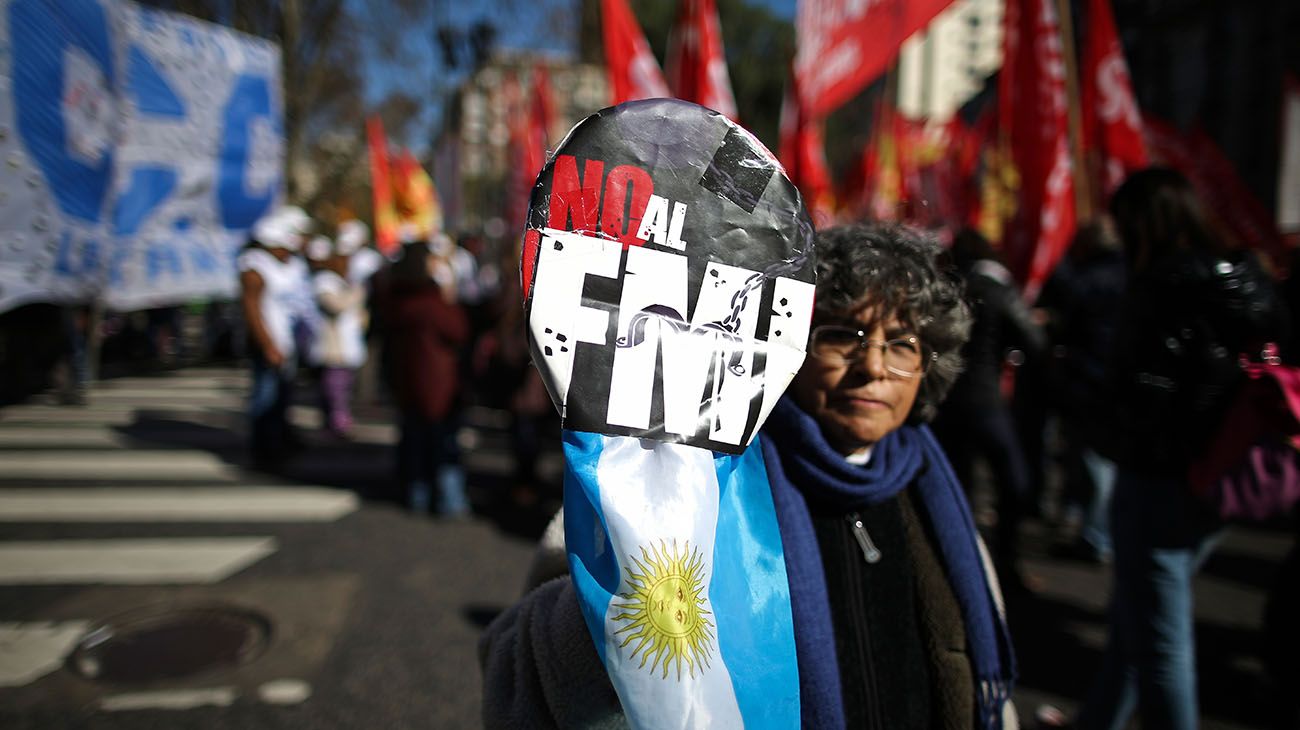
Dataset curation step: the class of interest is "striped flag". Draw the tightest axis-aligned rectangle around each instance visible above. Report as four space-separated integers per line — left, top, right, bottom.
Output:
563 431 800 728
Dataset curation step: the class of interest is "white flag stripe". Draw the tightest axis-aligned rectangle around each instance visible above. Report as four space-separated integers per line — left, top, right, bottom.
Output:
101 687 238 711
0 451 239 481
0 538 277 584
595 437 744 729
0 487 357 522
0 621 91 687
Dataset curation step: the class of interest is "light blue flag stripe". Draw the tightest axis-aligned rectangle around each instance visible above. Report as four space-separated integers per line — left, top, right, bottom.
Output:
563 429 618 664
711 444 801 728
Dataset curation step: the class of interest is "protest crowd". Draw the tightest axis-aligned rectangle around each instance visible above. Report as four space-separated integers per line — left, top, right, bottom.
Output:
2 0 1298 729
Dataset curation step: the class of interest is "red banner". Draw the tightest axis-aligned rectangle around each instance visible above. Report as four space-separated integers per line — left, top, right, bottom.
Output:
666 0 738 120
778 72 833 227
1000 0 1076 300
366 116 400 256
794 0 954 118
601 0 670 105
1080 0 1147 198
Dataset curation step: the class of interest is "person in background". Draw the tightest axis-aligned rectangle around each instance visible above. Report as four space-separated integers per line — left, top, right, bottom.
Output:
378 235 471 517
933 228 1047 595
305 235 367 439
480 224 1017 729
1038 219 1127 564
238 206 313 468
1075 168 1287 730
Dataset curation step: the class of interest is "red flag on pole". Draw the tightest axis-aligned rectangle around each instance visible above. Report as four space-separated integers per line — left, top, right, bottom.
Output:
366 115 400 256
601 0 670 104
999 0 1076 300
1080 0 1148 198
778 72 833 227
508 67 554 233
666 0 738 120
795 0 955 118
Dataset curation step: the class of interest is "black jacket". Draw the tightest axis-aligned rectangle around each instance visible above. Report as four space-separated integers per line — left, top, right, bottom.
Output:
946 261 1048 412
1098 249 1287 475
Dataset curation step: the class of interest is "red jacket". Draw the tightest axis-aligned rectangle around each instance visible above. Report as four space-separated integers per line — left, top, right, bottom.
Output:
381 278 469 420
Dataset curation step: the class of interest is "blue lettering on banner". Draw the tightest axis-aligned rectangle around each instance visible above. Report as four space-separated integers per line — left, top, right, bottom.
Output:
217 74 278 231
146 241 184 282
126 46 186 118
112 167 178 236
9 0 116 222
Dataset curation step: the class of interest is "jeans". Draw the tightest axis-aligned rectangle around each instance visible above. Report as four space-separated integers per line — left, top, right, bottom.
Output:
249 355 294 462
1079 448 1117 558
397 412 469 516
1078 470 1222 730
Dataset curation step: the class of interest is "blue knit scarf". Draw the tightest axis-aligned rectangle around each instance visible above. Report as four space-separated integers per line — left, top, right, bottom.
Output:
760 396 1016 729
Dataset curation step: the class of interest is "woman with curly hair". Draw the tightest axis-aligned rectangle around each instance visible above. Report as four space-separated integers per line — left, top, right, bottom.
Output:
480 223 1017 729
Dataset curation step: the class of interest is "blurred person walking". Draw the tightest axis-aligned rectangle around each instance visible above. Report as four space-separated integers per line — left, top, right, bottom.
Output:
378 236 470 517
1038 220 1127 564
1075 168 1288 730
306 235 368 439
238 206 314 468
933 228 1048 595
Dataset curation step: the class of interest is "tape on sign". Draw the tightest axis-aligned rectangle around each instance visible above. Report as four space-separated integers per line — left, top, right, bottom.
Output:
521 99 816 454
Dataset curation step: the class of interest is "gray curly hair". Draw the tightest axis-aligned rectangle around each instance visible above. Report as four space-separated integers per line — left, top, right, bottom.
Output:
812 223 971 423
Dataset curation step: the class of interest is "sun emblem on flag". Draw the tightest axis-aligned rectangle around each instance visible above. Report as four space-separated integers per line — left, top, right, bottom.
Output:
611 539 715 680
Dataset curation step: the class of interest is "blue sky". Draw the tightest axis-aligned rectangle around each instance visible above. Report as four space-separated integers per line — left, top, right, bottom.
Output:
360 0 796 151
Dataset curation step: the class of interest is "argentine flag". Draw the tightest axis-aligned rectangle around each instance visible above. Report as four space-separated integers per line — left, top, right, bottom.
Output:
564 430 800 729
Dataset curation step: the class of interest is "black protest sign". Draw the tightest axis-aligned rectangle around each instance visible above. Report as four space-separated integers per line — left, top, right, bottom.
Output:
521 99 816 454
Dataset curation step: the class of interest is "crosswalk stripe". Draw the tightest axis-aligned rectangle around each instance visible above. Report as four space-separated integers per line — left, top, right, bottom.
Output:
101 687 238 711
0 538 277 584
0 487 358 522
0 621 91 687
0 428 124 448
0 451 240 481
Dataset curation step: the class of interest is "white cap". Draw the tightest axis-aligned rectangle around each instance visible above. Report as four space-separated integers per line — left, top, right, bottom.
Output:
336 220 370 255
253 206 312 251
305 235 333 262
278 206 312 236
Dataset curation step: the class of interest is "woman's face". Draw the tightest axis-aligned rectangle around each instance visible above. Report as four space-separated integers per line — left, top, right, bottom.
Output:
789 306 925 455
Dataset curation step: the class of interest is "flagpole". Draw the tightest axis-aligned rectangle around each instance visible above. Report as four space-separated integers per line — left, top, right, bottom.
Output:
1054 0 1092 222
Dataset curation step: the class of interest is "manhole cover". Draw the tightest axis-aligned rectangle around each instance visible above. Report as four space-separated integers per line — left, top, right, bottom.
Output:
67 603 271 683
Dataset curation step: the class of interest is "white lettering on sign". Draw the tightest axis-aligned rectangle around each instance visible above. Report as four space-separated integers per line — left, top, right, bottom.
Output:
633 194 690 250
527 229 622 414
529 228 814 448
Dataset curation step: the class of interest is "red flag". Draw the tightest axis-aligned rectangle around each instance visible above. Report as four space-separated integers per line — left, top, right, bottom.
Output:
1080 0 1148 198
392 150 443 239
666 0 737 120
601 0 670 104
508 68 554 233
366 116 400 256
778 73 833 227
795 0 955 118
1000 0 1076 300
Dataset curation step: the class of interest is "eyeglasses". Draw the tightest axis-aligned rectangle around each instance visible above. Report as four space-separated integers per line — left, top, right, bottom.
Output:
808 325 936 378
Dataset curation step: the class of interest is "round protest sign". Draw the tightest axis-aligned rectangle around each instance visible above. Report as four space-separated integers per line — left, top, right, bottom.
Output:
521 99 816 454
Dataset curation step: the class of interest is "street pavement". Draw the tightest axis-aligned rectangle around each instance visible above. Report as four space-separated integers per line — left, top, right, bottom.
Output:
0 364 1291 729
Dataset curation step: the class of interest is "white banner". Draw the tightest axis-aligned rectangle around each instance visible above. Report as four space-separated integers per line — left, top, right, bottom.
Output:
0 0 283 312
